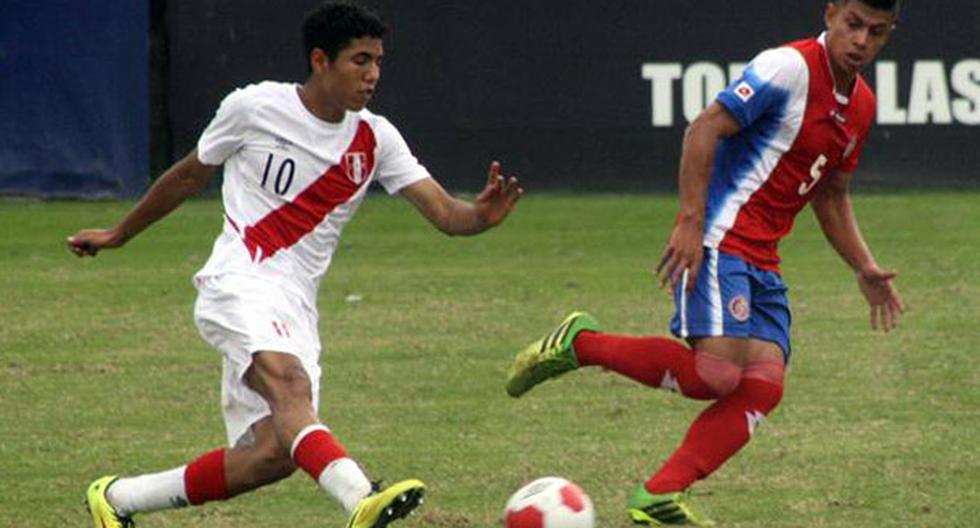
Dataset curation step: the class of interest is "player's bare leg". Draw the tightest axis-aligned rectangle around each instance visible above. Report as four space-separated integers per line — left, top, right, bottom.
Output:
246 350 372 510
247 351 425 526
223 416 296 494
246 351 321 447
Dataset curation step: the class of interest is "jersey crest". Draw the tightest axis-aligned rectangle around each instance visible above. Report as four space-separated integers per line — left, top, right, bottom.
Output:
343 152 369 185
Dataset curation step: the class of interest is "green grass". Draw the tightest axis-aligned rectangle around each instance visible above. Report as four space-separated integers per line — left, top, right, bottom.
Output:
1 192 977 527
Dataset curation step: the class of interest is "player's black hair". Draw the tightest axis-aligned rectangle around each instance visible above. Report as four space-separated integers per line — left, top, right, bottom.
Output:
837 0 901 15
302 1 388 69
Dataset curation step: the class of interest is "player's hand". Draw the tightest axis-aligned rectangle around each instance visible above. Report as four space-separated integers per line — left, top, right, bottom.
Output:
856 267 905 332
66 228 125 257
656 217 703 292
474 161 523 227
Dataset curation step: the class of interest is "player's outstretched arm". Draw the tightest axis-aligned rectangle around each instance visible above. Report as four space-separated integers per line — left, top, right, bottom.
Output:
399 161 522 236
657 103 741 291
810 170 905 332
67 150 217 257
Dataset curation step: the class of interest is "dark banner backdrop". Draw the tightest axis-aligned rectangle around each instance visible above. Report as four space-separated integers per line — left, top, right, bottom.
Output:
0 1 149 198
164 0 979 192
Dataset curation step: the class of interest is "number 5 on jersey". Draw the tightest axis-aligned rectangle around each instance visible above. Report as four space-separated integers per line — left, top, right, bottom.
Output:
799 154 828 195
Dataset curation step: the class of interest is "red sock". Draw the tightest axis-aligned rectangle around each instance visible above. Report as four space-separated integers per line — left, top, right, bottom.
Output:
184 448 229 505
291 425 349 481
573 331 719 400
645 378 783 493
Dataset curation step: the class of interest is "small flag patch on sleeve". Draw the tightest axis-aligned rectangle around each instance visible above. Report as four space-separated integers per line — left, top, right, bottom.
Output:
735 81 755 102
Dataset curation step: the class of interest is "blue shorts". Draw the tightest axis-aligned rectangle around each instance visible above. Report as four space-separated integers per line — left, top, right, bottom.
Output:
670 248 792 361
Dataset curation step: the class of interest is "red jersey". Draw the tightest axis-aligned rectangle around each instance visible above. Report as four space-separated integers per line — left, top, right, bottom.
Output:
703 33 876 271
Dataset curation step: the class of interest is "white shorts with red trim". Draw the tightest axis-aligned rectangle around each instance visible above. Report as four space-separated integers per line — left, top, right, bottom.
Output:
192 273 322 447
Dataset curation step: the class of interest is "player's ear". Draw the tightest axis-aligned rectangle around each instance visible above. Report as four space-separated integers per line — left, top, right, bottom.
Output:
310 48 330 74
825 1 839 28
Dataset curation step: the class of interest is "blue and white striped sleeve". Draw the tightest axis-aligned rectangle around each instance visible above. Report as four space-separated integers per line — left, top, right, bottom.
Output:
716 47 808 128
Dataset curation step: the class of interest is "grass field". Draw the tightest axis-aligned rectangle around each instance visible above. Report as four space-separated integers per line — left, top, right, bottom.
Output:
1 192 978 527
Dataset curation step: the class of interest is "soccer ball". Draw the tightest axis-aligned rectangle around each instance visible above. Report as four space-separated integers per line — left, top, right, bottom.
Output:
503 476 595 528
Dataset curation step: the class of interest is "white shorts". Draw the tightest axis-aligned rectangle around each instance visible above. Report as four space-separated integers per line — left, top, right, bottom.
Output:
192 273 322 447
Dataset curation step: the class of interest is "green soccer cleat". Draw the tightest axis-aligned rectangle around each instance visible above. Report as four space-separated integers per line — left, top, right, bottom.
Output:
505 311 600 398
346 479 426 528
626 484 715 526
85 476 134 528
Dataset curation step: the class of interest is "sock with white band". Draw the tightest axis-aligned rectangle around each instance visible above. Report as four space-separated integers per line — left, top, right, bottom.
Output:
291 424 372 512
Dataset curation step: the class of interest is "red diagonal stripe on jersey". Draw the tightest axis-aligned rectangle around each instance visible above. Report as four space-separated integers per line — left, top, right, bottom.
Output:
243 121 376 262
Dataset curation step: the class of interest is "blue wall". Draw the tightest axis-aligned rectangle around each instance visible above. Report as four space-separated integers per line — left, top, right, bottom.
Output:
0 1 148 198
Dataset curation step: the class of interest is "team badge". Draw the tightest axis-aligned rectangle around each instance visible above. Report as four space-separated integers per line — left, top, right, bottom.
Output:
728 294 750 322
734 81 755 102
343 152 368 185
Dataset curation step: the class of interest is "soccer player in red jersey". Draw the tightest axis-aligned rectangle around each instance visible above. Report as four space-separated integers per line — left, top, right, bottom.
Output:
507 1 905 524
69 3 521 527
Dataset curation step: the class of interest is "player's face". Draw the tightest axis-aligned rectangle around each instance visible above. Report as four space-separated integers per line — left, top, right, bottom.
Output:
825 1 896 78
318 37 384 112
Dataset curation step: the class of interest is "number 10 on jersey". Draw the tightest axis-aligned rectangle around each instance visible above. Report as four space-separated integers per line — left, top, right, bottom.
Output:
260 153 295 195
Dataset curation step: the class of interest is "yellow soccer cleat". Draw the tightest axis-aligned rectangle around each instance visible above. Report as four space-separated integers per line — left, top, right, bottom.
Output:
626 484 715 526
85 476 134 528
505 311 600 398
346 479 426 528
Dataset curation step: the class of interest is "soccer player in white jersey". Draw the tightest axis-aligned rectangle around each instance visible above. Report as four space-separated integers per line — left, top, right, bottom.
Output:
506 1 904 525
68 3 521 527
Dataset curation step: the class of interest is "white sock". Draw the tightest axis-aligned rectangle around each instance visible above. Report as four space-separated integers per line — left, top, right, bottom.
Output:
106 466 189 517
318 457 372 512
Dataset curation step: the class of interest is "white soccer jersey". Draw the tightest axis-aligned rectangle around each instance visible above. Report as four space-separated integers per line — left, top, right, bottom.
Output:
194 81 431 309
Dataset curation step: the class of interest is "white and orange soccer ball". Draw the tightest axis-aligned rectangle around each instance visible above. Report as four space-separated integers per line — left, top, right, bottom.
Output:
503 477 595 528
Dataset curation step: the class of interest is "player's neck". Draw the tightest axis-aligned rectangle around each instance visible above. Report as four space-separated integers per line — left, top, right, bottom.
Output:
298 83 346 123
827 59 857 98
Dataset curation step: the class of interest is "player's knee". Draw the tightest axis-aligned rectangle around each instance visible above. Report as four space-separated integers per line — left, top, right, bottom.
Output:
694 351 742 397
263 383 312 413
252 355 313 409
273 370 312 406
744 358 785 385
